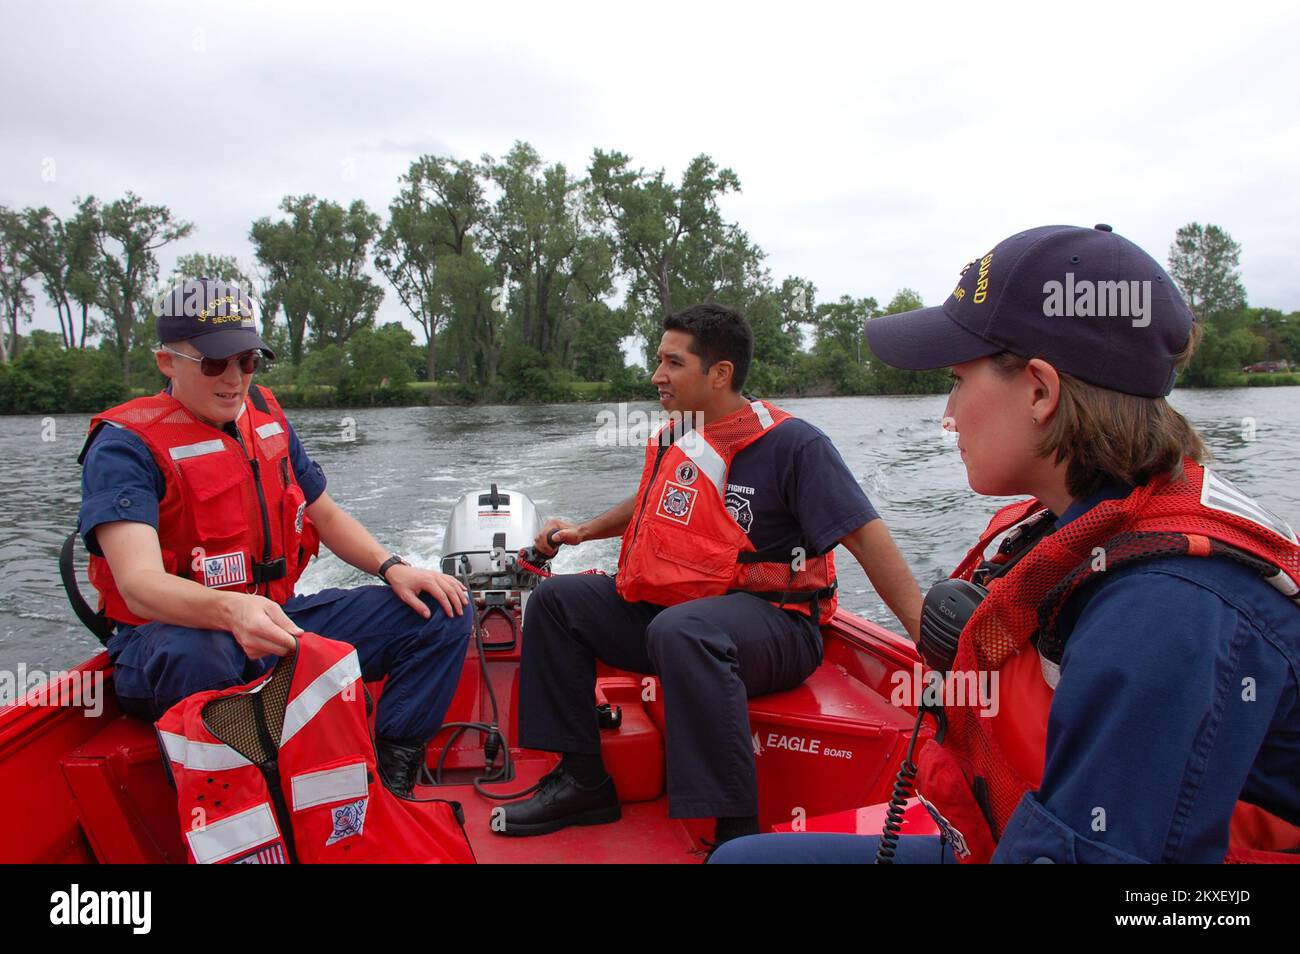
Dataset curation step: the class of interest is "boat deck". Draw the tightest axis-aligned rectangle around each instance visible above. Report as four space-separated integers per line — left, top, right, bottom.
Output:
0 611 926 863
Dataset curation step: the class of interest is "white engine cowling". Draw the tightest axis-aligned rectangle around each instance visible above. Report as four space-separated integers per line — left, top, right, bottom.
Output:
440 484 542 587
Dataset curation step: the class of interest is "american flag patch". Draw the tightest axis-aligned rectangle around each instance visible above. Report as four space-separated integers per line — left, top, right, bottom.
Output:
202 551 248 588
231 841 288 864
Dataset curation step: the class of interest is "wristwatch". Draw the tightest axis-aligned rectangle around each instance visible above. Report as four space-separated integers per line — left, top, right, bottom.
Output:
377 555 409 584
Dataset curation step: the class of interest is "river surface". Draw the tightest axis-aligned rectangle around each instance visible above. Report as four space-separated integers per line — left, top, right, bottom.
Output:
2 388 1297 674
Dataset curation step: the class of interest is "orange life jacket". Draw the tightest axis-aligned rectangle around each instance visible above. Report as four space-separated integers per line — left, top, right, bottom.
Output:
155 632 474 864
913 460 1300 863
616 400 838 625
82 385 319 626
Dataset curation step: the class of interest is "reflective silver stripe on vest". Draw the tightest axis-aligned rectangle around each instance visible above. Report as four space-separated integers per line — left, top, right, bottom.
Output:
168 439 226 461
749 400 775 429
675 427 727 497
1201 467 1298 544
256 421 284 439
291 761 369 811
159 729 253 771
280 650 363 746
1264 568 1300 601
186 802 281 864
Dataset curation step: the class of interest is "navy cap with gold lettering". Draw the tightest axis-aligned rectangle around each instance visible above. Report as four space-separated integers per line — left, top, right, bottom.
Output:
152 277 276 360
863 225 1195 397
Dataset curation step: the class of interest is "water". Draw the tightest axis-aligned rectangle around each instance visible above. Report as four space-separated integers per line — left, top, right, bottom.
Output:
2 388 1297 674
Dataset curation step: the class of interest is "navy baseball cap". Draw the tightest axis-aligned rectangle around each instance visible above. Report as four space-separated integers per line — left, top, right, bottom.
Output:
153 277 276 360
863 225 1195 397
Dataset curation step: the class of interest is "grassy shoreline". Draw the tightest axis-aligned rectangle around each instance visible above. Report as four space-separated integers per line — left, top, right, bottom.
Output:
3 373 1297 417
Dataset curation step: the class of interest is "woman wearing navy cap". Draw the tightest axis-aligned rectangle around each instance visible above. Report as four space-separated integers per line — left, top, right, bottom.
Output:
711 225 1300 864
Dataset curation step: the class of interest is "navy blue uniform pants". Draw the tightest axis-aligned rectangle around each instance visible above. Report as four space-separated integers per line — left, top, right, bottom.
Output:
707 833 956 863
107 585 472 741
519 573 823 819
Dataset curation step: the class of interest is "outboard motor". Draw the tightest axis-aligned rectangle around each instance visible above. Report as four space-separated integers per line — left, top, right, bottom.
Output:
440 483 546 650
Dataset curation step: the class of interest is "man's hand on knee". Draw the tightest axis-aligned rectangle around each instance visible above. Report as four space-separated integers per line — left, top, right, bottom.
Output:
385 564 471 619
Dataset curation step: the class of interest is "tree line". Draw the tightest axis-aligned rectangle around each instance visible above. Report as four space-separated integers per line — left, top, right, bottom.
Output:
1 144 1297 414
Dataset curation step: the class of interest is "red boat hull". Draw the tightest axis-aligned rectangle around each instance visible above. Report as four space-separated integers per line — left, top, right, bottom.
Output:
0 609 926 863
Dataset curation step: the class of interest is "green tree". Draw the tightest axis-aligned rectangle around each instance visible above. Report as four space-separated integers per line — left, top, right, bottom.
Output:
482 143 613 360
170 253 257 291
443 245 502 385
736 280 805 396
884 288 924 315
341 322 416 401
864 289 950 393
0 207 37 363
64 203 103 350
1167 223 1247 318
814 294 878 366
83 193 194 386
588 150 743 361
1242 308 1292 364
375 156 488 381
1168 224 1258 385
1263 310 1300 366
0 331 124 413
251 196 384 366
570 302 633 381
19 206 100 350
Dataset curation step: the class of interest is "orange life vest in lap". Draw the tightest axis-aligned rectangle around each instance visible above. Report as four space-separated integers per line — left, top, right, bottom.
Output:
913 460 1300 863
82 385 320 626
616 400 838 625
155 633 474 864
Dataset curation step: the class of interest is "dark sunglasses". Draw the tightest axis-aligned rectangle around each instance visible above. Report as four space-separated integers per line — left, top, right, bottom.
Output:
164 346 263 376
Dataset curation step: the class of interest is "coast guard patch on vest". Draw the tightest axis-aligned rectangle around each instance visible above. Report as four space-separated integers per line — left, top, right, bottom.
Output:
658 482 697 527
202 551 248 588
326 797 367 846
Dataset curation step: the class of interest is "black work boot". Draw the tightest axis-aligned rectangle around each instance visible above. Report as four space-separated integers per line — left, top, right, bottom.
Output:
493 766 621 837
375 736 426 797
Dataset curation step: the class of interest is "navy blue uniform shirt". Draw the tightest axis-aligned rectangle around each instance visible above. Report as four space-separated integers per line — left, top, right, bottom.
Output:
992 481 1300 863
725 416 879 555
78 413 326 556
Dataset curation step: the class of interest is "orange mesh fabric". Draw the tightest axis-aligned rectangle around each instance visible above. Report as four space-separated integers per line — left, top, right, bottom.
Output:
735 550 837 624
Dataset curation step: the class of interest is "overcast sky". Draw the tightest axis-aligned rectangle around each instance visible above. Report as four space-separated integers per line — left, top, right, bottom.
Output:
4 0 1298 344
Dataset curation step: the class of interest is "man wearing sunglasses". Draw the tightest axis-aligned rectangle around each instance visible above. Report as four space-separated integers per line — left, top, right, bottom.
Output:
75 277 472 796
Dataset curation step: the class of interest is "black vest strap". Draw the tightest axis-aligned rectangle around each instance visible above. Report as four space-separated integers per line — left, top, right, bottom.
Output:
736 536 816 565
60 531 116 645
77 420 108 466
736 580 839 604
249 384 270 414
251 558 288 584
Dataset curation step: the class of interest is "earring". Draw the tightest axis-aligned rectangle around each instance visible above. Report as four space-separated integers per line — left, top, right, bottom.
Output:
1032 416 1039 424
